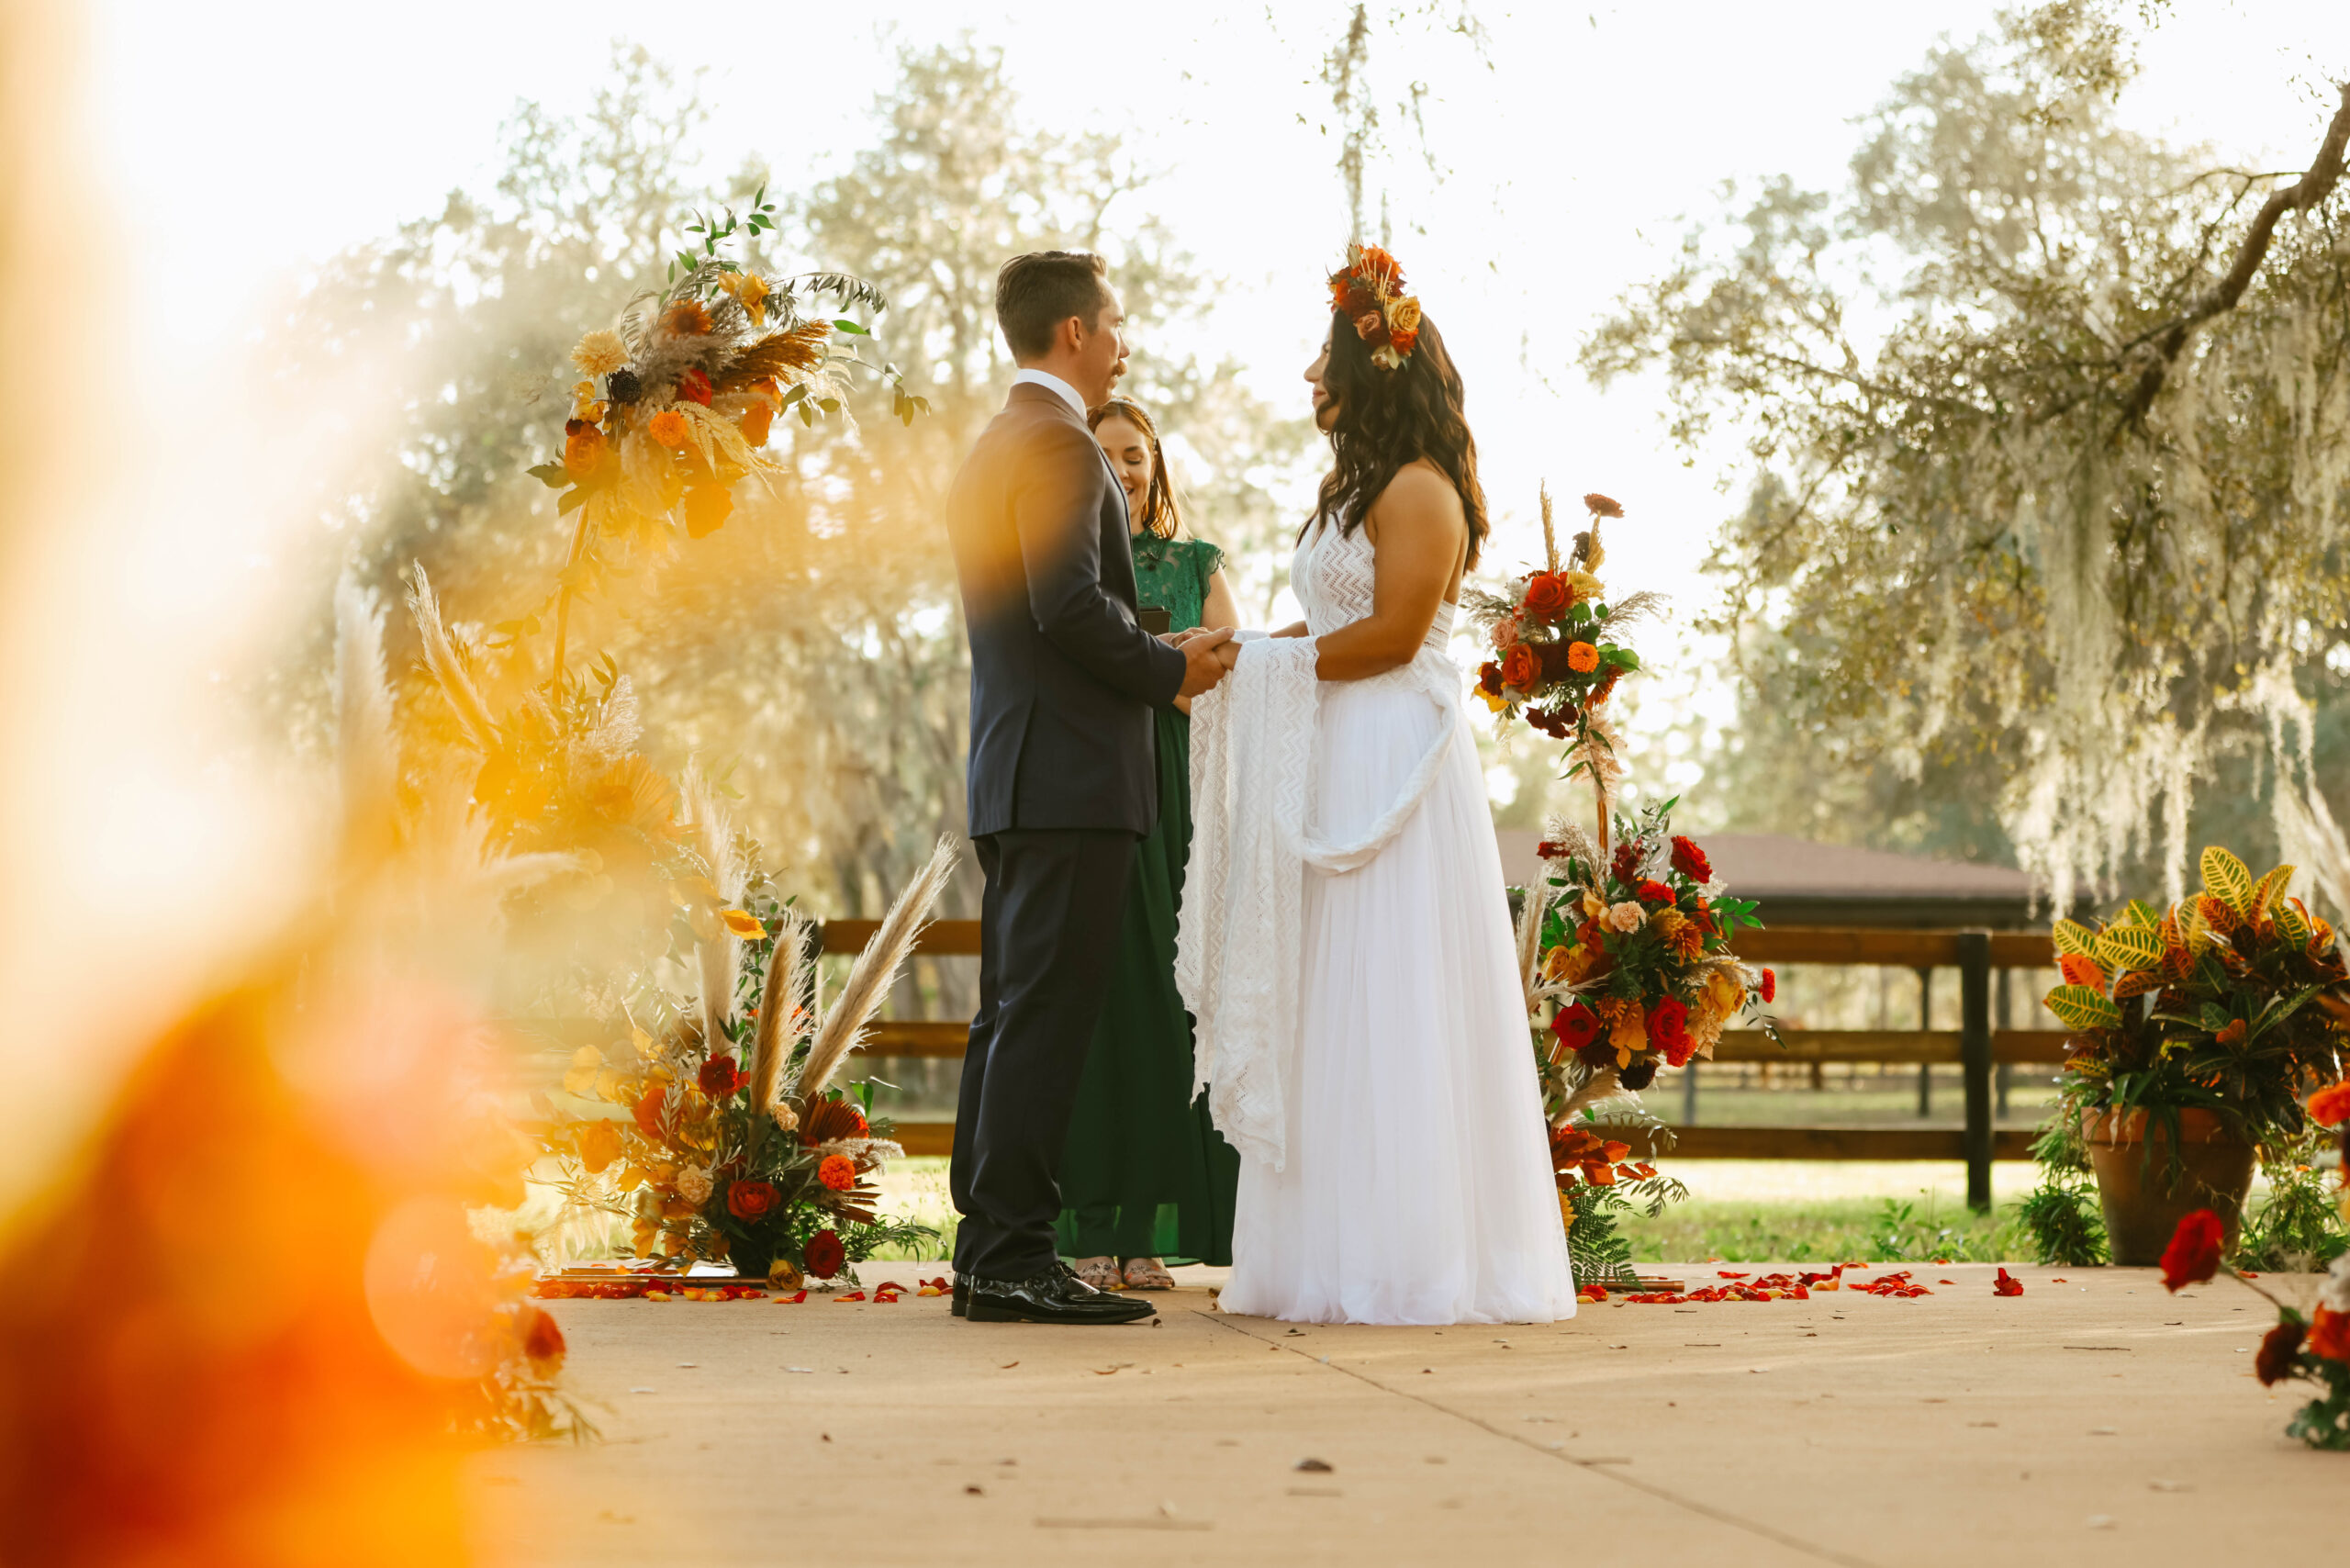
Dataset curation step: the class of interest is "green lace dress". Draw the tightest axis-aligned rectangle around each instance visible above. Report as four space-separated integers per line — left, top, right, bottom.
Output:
1055 534 1242 1265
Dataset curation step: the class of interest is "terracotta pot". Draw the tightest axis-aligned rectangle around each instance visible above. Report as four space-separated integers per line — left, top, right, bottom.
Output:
2078 1107 2256 1266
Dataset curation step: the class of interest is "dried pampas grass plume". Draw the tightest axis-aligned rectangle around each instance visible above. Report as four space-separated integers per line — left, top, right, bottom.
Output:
405 565 496 754
332 575 397 823
793 835 958 1101
1514 877 1551 1017
681 760 746 1054
749 906 814 1151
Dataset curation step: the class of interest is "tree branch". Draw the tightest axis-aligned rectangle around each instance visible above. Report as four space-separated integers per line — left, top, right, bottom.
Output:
2114 81 2350 435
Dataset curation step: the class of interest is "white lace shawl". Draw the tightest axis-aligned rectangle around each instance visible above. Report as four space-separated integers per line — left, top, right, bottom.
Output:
1175 634 1461 1170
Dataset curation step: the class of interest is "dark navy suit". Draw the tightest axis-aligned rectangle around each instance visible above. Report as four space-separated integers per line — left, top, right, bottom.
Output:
943 380 1186 1280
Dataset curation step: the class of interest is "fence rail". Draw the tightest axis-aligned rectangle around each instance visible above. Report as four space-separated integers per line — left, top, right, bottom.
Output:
822 921 2063 1209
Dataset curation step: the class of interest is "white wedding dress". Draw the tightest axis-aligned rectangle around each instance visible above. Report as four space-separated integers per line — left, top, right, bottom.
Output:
1178 518 1577 1325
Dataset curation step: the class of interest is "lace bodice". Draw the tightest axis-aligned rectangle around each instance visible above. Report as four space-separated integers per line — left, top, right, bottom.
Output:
1292 521 1458 678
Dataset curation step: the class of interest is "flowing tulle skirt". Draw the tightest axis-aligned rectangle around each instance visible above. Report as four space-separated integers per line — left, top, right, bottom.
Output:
1216 677 1577 1326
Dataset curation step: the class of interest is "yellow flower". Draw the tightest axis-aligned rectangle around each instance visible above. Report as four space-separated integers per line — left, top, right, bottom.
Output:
1478 687 1508 712
1564 570 1604 602
571 329 629 378
576 1119 623 1174
562 1045 602 1097
1387 295 1421 334
720 908 767 939
718 270 770 328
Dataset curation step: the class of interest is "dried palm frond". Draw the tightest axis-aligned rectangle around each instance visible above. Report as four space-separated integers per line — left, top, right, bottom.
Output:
405 565 497 753
574 676 640 767
748 906 814 1146
714 323 831 392
793 835 958 1100
332 575 397 820
681 761 744 1055
674 402 782 496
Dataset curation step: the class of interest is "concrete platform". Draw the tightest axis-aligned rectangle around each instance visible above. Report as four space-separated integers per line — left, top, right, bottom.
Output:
468 1263 2335 1565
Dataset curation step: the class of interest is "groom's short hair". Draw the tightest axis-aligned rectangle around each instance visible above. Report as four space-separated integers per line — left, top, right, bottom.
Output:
995 251 1112 360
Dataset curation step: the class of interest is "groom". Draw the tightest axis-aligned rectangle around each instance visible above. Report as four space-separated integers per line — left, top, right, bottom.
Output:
943 251 1233 1325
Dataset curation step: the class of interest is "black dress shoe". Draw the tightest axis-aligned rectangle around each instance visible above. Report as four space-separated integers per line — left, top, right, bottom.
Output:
964 1266 1156 1325
951 1272 968 1318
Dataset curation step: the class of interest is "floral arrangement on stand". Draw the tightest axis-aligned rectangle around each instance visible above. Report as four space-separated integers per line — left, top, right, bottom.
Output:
518 187 926 686
1474 488 1780 1283
532 833 957 1286
2018 846 2350 1267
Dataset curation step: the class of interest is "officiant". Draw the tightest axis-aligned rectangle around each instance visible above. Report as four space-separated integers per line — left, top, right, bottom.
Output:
1055 396 1242 1291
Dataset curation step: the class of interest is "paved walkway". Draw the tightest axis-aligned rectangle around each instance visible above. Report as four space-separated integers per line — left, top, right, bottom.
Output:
471 1264 2334 1565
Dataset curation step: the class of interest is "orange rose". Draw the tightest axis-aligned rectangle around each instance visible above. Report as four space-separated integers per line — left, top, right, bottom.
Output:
1520 572 1569 619
1501 643 1539 690
818 1154 857 1193
576 1119 622 1174
1354 310 1384 342
1567 642 1600 674
648 409 689 449
683 484 733 539
2310 1305 2350 1363
740 401 774 447
2307 1080 2350 1126
563 418 605 477
632 1084 668 1138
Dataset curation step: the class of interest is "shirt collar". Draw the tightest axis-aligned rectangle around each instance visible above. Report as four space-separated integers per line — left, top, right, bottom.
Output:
1010 367 1087 420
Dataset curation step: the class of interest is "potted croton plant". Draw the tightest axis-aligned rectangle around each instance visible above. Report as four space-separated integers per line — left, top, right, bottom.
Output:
2041 846 2350 1265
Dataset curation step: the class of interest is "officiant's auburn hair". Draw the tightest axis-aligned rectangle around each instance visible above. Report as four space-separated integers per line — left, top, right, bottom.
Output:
1310 310 1489 569
995 251 1113 360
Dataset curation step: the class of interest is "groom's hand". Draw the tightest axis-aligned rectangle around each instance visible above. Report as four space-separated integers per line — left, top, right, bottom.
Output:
1176 627 1236 699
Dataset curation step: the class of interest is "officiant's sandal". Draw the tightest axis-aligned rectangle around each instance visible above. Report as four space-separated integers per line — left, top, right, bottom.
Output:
1071 1255 1124 1292
1121 1257 1176 1291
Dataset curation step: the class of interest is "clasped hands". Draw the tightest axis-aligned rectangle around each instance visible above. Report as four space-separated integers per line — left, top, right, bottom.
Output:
1162 625 1242 699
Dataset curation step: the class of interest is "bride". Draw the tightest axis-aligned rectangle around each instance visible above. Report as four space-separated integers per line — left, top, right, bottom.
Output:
1176 245 1576 1326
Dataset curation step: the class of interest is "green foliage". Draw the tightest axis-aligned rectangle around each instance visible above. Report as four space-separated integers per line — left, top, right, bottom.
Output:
2233 1126 2350 1271
1589 3 2350 901
1566 1164 1690 1287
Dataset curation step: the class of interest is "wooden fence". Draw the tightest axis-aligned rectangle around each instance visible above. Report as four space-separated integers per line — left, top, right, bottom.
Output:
819 922 2065 1211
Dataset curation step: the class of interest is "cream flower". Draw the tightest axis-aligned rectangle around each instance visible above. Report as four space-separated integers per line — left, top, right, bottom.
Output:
675 1166 713 1206
571 329 629 378
1606 901 1646 933
1489 615 1521 652
1387 295 1421 334
1564 569 1605 603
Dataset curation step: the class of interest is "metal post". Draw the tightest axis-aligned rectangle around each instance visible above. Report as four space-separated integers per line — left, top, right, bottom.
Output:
1960 932 1994 1212
1681 1059 1698 1126
1915 968 1933 1116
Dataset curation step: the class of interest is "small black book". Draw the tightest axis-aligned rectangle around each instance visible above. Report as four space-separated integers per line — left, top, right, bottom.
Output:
1137 606 1171 635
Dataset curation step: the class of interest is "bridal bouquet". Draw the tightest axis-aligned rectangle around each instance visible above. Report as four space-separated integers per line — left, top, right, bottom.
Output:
1525 799 1776 1116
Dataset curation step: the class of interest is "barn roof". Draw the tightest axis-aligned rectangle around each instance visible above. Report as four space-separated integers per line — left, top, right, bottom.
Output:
1493 829 2042 929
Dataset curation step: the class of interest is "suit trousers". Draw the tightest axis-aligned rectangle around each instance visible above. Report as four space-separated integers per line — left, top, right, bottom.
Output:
950 828 1137 1280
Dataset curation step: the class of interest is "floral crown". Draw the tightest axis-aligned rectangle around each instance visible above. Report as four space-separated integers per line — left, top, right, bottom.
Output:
1326 241 1423 371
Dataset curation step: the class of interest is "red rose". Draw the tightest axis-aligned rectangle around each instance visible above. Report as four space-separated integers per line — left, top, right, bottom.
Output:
1501 643 1539 690
519 1305 566 1368
1520 572 1569 619
1550 1002 1601 1053
2159 1208 2225 1293
1610 843 1641 887
698 1055 744 1098
1670 835 1712 882
803 1227 845 1281
1651 996 1692 1066
726 1179 780 1221
675 367 713 406
1635 879 1675 906
2255 1319 2307 1384
1758 968 1776 1004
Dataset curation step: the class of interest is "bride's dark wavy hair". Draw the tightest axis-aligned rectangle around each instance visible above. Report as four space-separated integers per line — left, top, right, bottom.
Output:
1307 309 1489 569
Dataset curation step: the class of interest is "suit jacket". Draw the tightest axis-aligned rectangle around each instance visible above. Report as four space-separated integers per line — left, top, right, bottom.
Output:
946 382 1187 837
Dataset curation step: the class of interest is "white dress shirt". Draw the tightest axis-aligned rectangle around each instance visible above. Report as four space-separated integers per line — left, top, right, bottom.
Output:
1011 367 1088 420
